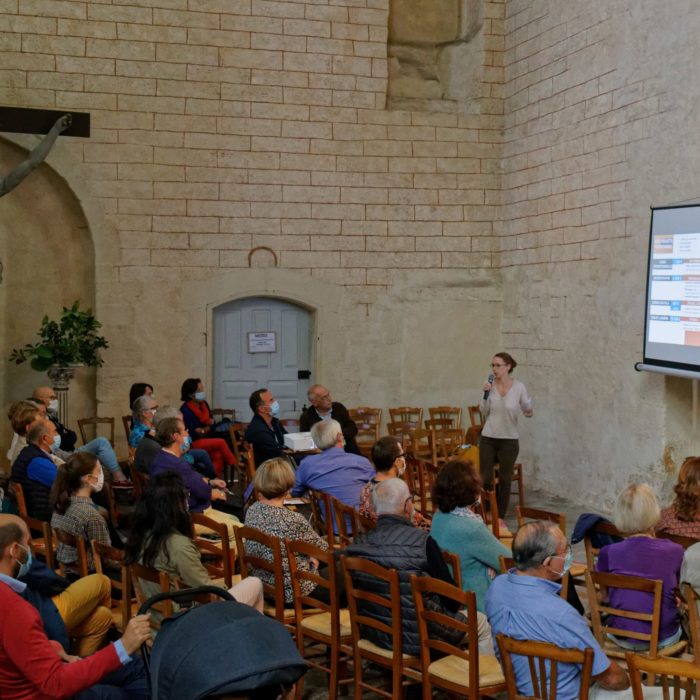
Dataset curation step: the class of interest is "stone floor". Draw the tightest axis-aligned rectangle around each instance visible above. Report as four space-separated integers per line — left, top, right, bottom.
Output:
301 484 596 699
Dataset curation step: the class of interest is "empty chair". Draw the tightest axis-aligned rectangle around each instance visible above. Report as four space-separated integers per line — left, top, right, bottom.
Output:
388 407 423 429
77 417 115 447
428 405 462 428
408 428 435 464
466 405 483 444
348 407 382 457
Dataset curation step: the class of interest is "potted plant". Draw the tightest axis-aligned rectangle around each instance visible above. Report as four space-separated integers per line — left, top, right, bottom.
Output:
9 301 109 372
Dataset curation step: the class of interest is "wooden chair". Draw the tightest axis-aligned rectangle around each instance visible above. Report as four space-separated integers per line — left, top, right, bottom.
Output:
341 556 422 699
191 511 235 588
412 575 506 699
408 428 435 464
428 405 462 428
234 525 296 631
585 570 687 659
77 417 115 447
626 651 700 700
582 520 624 570
414 458 440 516
286 541 351 700
432 427 464 465
92 540 132 631
466 405 483 445
211 407 236 422
496 633 594 700
681 583 700 662
441 549 462 589
656 531 700 549
425 417 455 432
387 421 417 444
309 489 337 548
331 496 360 547
52 526 90 579
480 483 513 543
348 407 382 457
494 461 525 509
129 561 173 630
23 515 55 570
10 480 27 517
388 407 423 429
129 468 148 501
121 415 132 442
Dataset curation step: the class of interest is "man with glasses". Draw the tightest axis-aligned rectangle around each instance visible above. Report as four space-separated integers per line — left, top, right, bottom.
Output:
299 384 360 455
486 521 663 699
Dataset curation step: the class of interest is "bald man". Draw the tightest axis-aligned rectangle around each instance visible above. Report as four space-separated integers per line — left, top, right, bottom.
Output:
0 514 150 700
299 384 360 454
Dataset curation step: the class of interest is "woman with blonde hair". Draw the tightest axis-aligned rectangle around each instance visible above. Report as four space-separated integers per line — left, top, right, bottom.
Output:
596 482 683 650
658 457 700 538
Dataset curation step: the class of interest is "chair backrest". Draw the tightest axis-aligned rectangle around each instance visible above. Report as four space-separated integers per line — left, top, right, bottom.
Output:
388 407 423 429
52 526 90 578
626 651 700 700
309 489 336 547
467 405 483 429
656 530 699 549
77 417 115 447
234 525 287 622
425 417 455 432
211 407 236 421
386 421 416 442
585 569 663 657
92 540 131 629
10 481 27 517
130 468 149 501
582 520 624 570
411 575 480 693
348 408 382 455
496 633 594 700
129 561 173 628
414 458 439 515
431 427 464 465
331 496 359 546
408 429 435 464
516 506 566 535
441 549 462 589
121 415 132 442
22 515 54 569
428 406 462 428
682 583 700 663
191 512 234 588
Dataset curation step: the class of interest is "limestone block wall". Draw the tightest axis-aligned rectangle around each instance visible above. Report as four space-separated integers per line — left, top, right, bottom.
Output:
0 0 507 455
500 0 700 506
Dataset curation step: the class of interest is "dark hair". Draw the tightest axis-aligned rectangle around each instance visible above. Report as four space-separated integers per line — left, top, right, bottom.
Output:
673 456 700 521
51 452 99 515
129 383 154 409
432 460 482 513
495 352 517 373
0 522 23 554
371 436 402 473
180 378 201 403
155 417 182 447
124 472 191 569
249 388 268 414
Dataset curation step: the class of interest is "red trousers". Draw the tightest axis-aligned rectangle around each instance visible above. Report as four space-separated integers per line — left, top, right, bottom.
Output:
192 437 235 478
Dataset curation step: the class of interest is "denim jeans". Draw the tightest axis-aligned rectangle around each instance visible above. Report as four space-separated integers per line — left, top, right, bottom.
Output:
77 438 120 474
73 655 149 700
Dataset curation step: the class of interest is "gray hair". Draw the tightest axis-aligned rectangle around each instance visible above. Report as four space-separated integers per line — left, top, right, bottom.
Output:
27 419 52 446
155 417 182 447
613 483 660 534
512 521 562 571
372 477 410 516
153 406 182 427
310 419 342 451
132 395 156 424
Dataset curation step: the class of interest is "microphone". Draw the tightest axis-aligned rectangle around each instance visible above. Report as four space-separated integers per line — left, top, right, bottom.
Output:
483 373 495 401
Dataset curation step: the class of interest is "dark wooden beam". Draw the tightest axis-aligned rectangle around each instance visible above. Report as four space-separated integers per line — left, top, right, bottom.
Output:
0 106 90 137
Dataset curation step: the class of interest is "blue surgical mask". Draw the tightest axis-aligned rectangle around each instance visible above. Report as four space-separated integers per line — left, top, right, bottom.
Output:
16 543 33 579
194 391 206 401
181 435 192 453
51 434 62 452
562 549 573 574
270 400 280 418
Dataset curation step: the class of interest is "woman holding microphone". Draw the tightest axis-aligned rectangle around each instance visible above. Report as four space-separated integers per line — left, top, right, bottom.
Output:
480 352 533 518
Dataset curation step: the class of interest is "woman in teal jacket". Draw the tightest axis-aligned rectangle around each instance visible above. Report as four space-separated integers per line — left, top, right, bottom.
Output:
430 459 510 612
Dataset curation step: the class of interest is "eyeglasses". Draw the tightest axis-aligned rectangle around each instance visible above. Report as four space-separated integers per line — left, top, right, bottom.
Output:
490 363 506 368
550 545 572 560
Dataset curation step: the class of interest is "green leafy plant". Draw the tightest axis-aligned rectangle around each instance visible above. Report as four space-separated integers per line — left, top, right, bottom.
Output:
9 301 109 372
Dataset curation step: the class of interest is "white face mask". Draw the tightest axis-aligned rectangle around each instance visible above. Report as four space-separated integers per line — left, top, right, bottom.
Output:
90 470 104 493
48 399 59 413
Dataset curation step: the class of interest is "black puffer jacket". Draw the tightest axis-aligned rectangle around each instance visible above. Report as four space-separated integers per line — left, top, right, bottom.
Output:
10 444 54 522
345 514 465 656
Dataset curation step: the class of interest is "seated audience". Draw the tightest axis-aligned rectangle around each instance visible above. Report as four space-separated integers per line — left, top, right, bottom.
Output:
11 419 60 521
596 483 683 650
6 400 42 464
32 387 128 483
657 456 700 538
486 520 662 699
292 419 374 514
128 395 158 451
244 458 330 606
124 472 263 613
50 452 117 575
245 388 287 467
0 514 150 700
179 377 236 477
345 477 492 656
150 416 240 539
299 384 360 455
359 435 430 529
128 382 153 411
430 459 510 612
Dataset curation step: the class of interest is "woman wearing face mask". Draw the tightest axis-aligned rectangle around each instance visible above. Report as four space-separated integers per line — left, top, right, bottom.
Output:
50 452 118 576
359 436 431 530
429 459 510 613
179 378 237 478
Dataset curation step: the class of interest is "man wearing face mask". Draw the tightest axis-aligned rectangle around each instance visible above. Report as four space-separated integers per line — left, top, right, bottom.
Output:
0 514 152 700
245 388 288 468
485 521 661 699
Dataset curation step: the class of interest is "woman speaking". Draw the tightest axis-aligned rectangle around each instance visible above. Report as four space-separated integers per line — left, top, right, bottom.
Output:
479 352 533 518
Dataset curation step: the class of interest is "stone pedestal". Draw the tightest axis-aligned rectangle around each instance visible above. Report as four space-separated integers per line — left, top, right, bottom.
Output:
47 365 79 426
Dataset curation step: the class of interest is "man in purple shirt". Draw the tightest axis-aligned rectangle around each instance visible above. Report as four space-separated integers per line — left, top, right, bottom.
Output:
292 419 374 517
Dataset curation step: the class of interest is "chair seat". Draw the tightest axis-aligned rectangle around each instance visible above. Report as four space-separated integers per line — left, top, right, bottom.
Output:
301 609 351 637
569 562 587 578
263 603 296 620
603 638 687 659
428 653 506 687
357 637 415 661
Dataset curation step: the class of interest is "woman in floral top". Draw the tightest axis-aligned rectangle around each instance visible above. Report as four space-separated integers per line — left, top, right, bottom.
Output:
359 436 431 531
658 457 700 539
244 457 329 605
